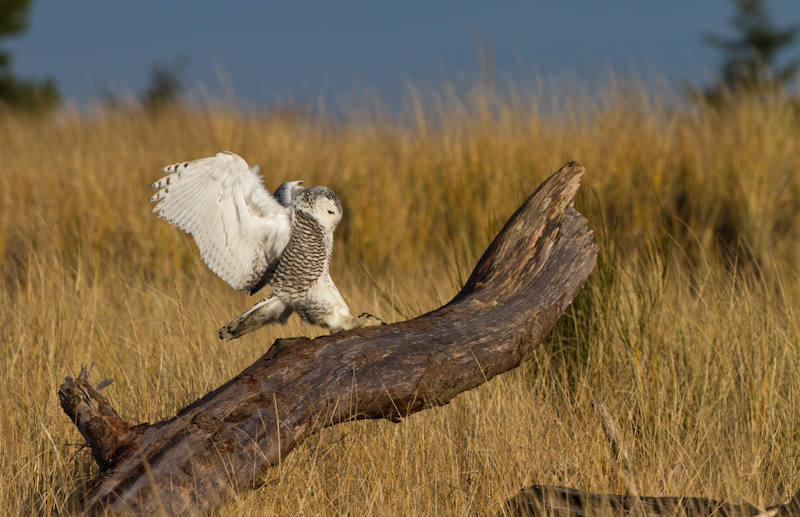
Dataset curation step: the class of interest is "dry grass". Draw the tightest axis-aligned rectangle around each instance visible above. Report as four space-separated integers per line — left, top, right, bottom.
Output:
1 81 800 515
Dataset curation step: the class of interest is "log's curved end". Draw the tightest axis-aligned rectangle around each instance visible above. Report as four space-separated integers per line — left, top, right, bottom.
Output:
458 162 588 300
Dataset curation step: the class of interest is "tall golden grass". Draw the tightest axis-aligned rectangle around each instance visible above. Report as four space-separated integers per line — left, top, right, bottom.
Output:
1 80 799 515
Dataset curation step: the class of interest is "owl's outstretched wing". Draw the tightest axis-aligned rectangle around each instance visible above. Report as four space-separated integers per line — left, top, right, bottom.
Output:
149 151 292 292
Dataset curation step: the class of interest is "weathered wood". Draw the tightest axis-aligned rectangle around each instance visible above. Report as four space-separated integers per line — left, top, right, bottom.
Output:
502 485 800 516
497 402 800 516
59 162 598 515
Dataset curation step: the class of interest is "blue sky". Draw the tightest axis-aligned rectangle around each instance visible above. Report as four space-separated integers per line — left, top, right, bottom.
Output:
5 1 800 108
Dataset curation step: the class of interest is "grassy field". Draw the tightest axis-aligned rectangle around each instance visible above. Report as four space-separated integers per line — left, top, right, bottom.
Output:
1 82 800 515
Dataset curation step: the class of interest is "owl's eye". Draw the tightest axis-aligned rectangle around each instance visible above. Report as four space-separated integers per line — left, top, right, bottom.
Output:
327 210 335 215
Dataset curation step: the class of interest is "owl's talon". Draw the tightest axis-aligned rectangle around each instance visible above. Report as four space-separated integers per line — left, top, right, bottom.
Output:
354 313 386 327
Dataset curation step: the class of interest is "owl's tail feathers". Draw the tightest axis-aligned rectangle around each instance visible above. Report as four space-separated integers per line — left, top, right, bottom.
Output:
218 297 292 340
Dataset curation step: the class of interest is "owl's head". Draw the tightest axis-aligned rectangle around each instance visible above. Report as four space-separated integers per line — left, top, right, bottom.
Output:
292 186 343 232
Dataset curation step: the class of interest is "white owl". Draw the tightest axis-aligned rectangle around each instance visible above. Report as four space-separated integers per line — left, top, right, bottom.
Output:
149 151 383 339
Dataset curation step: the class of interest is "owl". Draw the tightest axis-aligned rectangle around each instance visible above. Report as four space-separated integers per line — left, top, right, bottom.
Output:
149 151 383 339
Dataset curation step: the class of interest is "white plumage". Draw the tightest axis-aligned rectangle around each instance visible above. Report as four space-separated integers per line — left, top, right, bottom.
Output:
150 151 382 339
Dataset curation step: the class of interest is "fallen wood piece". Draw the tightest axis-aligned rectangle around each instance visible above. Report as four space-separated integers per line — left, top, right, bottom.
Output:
501 484 800 516
59 161 598 515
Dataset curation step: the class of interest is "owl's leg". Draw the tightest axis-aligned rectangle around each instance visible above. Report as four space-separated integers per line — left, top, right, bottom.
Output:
306 275 386 333
218 296 293 340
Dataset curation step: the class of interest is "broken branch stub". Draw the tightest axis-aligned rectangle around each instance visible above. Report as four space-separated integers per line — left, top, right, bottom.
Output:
59 161 598 515
58 366 142 470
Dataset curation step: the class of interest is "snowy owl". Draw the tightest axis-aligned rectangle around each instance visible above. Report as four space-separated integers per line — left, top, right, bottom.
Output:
149 151 384 339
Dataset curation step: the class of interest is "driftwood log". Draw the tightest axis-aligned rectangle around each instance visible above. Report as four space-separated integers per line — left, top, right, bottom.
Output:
502 485 800 516
59 162 598 515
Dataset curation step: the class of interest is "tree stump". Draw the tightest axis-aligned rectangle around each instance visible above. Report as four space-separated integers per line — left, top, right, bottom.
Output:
59 161 598 515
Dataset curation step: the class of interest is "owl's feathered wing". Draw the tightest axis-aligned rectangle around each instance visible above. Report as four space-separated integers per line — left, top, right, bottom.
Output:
149 151 292 292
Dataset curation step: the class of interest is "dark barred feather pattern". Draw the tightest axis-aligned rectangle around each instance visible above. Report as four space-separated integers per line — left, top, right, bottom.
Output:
272 209 329 297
